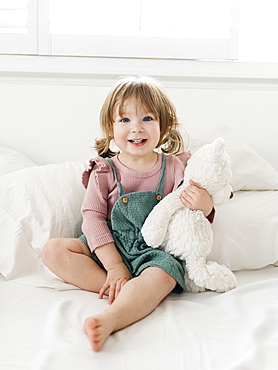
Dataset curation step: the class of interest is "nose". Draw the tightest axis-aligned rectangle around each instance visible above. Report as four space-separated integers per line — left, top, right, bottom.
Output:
130 120 144 133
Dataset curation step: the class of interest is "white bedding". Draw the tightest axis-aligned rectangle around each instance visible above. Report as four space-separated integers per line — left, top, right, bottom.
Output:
1 130 278 370
1 266 278 370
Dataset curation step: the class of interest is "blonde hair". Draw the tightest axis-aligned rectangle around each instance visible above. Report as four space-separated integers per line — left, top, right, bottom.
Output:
95 76 184 158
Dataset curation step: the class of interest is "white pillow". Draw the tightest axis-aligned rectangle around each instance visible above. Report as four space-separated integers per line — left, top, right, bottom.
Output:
0 144 36 176
183 125 278 191
0 161 86 287
209 190 278 271
1 150 277 287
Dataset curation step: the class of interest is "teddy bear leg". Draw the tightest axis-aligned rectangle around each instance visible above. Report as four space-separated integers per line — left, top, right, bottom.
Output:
186 259 237 293
204 261 237 292
184 268 206 293
185 255 210 290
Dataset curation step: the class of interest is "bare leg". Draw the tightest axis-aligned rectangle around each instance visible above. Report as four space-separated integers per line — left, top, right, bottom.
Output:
41 238 107 292
84 266 176 352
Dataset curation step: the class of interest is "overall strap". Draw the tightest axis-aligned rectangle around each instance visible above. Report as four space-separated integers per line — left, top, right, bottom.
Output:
157 154 167 194
107 154 166 197
106 158 125 197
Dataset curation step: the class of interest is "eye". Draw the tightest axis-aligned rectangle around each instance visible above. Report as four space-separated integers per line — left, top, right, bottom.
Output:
120 117 130 123
143 116 153 122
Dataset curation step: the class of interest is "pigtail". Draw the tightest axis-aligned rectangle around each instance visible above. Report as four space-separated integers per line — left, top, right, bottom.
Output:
160 129 184 155
94 137 119 158
94 91 119 158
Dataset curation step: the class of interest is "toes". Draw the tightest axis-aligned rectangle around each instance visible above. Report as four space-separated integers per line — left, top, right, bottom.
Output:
84 317 99 331
84 317 104 352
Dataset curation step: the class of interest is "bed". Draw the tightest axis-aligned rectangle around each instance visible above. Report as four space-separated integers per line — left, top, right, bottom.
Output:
1 125 278 370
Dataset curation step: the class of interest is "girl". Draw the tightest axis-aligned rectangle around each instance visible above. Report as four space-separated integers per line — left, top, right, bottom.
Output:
42 76 214 352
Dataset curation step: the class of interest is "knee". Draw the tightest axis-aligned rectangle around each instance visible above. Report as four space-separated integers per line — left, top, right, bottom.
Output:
160 270 176 291
143 267 176 292
41 238 63 268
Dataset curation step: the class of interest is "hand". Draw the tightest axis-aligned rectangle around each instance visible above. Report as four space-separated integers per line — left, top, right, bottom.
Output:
99 261 133 304
180 179 213 217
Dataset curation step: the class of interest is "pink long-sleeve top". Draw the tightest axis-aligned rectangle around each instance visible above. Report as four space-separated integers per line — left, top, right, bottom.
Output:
81 152 193 252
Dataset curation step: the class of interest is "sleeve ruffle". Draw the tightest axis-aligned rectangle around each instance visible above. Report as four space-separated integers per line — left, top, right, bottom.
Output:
81 157 110 189
176 151 191 165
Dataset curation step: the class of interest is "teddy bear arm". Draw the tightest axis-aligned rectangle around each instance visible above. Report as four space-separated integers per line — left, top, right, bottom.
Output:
142 191 184 247
142 200 172 247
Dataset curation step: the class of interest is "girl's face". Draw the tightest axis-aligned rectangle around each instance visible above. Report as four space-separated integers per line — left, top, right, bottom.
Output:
113 99 160 164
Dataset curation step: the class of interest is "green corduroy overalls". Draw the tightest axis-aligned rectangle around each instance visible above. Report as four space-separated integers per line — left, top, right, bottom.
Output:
80 154 185 293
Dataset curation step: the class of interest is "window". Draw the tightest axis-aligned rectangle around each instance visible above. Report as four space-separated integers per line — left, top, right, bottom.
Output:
0 0 239 60
0 0 37 54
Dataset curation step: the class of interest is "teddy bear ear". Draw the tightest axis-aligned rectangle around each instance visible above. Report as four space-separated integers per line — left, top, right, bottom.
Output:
212 137 226 152
214 137 225 144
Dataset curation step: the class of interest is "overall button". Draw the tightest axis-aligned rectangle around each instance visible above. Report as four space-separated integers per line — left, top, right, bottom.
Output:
122 197 129 203
156 195 163 201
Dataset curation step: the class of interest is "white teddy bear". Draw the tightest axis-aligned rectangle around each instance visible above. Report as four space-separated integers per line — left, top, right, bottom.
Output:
141 137 237 293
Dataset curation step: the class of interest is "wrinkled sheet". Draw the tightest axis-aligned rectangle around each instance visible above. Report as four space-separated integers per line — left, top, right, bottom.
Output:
1 266 278 370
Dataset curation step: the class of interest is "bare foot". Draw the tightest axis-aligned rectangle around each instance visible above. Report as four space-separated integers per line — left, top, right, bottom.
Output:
84 314 118 352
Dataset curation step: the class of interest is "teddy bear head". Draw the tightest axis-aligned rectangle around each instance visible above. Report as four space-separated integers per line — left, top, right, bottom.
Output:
183 137 233 204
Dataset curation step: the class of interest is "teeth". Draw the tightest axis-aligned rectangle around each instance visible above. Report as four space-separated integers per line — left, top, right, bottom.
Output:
130 139 144 143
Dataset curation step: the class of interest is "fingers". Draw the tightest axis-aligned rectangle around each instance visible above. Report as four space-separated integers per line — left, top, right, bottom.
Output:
180 180 207 210
109 279 129 304
180 189 194 208
99 282 114 304
98 262 133 304
99 281 116 303
180 180 214 216
189 179 201 188
108 285 115 305
99 279 128 305
180 182 198 207
99 282 109 300
107 280 121 304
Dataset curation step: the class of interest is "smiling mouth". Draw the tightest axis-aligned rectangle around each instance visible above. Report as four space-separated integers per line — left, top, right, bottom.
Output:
128 139 147 144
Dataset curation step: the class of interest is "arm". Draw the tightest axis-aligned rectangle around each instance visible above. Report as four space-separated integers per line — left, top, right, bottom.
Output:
81 159 132 304
95 242 132 304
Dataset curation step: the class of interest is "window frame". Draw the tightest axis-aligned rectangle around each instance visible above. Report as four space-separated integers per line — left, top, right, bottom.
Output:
0 0 240 60
48 35 235 60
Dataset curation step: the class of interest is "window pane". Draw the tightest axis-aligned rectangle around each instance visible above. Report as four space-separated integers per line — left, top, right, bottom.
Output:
0 0 37 53
141 0 232 39
0 10 28 27
49 0 141 36
0 10 28 33
48 0 237 59
49 0 233 39
0 0 28 9
0 0 28 33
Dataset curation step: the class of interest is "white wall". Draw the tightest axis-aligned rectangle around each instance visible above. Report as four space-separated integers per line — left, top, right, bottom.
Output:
1 81 107 163
1 66 278 170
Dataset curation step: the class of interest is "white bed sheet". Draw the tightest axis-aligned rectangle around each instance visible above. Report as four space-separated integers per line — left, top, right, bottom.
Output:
1 137 278 370
1 266 278 370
